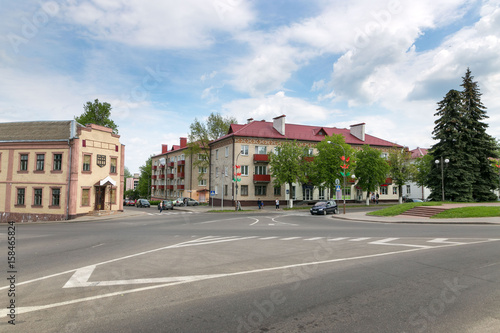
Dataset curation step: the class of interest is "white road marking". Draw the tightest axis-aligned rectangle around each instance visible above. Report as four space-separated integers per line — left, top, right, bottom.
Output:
259 237 279 240
427 238 466 245
280 237 302 241
369 238 432 248
4 238 499 317
249 218 259 226
304 237 324 241
328 237 348 241
349 237 371 241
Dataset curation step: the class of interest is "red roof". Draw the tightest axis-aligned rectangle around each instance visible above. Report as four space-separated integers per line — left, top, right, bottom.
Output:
219 120 401 147
410 147 429 159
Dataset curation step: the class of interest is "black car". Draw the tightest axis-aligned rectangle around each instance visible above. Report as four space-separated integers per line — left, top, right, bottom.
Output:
157 200 174 210
136 199 151 208
310 200 338 215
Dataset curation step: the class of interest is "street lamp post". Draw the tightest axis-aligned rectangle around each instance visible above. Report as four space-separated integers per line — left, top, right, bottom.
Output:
435 157 449 201
328 141 348 214
234 151 241 211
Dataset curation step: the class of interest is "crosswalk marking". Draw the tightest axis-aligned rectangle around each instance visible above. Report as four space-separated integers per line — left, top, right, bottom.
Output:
328 237 348 241
304 237 324 241
349 237 371 242
280 237 302 241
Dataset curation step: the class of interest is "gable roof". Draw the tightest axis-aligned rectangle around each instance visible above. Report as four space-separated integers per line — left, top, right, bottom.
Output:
214 120 401 148
0 120 80 142
410 147 429 159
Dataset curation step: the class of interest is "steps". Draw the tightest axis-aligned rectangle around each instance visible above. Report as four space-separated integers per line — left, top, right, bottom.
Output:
399 206 447 218
89 210 117 217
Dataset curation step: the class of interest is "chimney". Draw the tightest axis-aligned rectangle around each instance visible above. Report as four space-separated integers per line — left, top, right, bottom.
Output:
180 137 187 148
161 144 168 154
273 114 286 136
247 118 254 124
350 123 365 141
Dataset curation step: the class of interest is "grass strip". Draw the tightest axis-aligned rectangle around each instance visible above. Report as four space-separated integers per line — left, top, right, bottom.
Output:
431 206 500 218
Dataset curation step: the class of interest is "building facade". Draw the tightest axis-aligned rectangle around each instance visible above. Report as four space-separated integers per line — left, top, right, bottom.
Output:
0 121 124 222
151 138 209 203
209 115 402 207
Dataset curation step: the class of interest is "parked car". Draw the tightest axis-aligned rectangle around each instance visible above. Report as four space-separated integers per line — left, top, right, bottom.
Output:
136 199 151 208
157 200 174 210
405 198 423 203
173 197 199 206
310 200 338 215
173 198 184 206
124 199 135 206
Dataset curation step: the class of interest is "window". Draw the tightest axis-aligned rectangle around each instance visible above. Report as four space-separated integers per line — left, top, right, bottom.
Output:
97 154 106 167
83 155 91 172
199 167 207 174
241 165 249 176
82 189 90 206
36 154 45 171
319 187 325 200
20 154 28 171
240 185 248 196
216 149 219 160
34 188 42 206
274 186 281 196
307 148 314 156
198 154 205 160
225 146 229 157
17 188 25 205
255 185 267 196
111 187 116 204
380 187 388 195
255 146 267 154
52 188 60 206
110 158 117 174
216 167 219 177
241 145 249 156
225 166 228 177
53 154 62 171
181 154 185 161
224 185 228 196
406 185 411 194
255 165 267 175
393 187 398 195
344 187 352 198
215 186 218 195
199 179 207 186
380 152 388 159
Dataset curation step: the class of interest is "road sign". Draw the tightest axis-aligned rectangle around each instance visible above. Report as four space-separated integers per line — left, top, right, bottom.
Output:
210 190 215 197
336 185 341 191
335 178 340 185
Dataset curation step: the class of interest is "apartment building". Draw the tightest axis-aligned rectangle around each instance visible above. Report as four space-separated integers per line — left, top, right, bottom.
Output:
0 121 124 222
151 138 209 203
209 115 401 207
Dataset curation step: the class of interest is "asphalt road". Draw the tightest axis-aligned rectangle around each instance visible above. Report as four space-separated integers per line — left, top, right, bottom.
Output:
1 208 499 332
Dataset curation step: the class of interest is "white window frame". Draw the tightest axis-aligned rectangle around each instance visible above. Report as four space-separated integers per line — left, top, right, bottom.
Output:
241 145 249 156
241 165 249 176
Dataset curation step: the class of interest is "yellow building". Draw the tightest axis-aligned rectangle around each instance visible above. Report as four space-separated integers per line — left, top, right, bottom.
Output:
0 121 124 222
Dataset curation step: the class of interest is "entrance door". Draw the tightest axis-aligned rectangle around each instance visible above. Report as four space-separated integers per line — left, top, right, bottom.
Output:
199 192 206 203
95 186 106 210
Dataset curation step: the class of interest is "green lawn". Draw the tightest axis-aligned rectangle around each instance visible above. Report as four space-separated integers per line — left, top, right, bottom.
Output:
367 202 442 216
432 206 500 218
367 202 500 218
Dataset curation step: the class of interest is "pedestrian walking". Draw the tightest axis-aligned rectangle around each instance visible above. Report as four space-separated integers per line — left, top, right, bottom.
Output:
258 198 261 209
275 199 279 210
159 201 164 213
376 192 379 204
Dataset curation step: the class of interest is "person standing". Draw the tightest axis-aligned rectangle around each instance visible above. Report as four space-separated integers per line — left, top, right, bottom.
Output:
376 192 379 204
275 199 280 210
257 198 261 209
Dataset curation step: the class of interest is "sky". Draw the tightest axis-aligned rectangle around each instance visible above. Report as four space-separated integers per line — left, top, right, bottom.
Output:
1 0 499 174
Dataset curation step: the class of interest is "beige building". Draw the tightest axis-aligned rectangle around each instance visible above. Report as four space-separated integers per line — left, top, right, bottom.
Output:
209 115 401 207
151 138 209 203
0 121 124 222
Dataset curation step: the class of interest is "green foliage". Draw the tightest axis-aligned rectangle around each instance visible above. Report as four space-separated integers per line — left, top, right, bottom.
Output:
432 206 500 218
428 69 498 201
188 112 237 180
137 156 152 198
387 147 415 201
312 135 354 198
123 167 132 180
75 99 118 134
367 202 442 216
268 140 309 190
123 189 138 200
353 145 389 198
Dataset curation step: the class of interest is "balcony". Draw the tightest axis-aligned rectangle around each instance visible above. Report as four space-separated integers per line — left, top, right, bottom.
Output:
152 165 157 170
167 173 174 179
160 164 165 169
253 154 269 162
159 174 165 179
167 185 174 190
176 184 185 190
253 174 271 182
159 185 165 190
168 162 174 167
151 175 157 180
177 172 185 178
177 160 185 166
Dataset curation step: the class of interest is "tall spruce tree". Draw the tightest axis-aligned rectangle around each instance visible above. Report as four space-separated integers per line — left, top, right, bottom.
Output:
429 89 474 201
460 68 499 201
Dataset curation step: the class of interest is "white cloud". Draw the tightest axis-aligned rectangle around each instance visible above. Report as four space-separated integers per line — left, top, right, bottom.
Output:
60 0 255 49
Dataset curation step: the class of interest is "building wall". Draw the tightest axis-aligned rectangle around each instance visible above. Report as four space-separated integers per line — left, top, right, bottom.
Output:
0 123 124 222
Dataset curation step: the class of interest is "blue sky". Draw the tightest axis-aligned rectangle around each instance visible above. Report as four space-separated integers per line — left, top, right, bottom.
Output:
1 0 499 174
